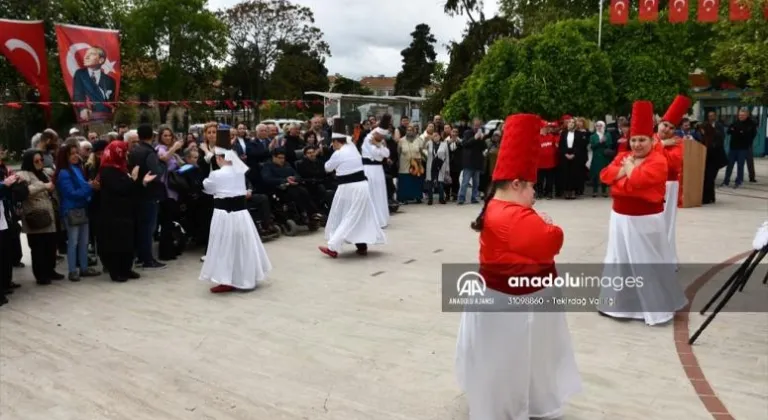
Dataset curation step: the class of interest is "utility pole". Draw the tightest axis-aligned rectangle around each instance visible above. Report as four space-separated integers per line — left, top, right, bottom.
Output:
598 0 604 49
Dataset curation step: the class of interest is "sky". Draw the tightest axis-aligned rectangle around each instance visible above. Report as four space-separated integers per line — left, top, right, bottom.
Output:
207 0 500 79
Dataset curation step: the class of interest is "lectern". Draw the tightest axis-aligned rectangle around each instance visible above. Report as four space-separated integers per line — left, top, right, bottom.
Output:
681 138 706 208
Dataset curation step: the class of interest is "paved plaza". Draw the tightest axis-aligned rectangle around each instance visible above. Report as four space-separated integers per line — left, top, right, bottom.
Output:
1 161 767 420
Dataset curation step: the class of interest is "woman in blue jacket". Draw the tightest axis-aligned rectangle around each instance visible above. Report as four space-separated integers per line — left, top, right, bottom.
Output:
54 142 100 281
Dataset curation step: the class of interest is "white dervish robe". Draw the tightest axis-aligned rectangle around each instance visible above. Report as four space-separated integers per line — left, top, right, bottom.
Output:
598 208 688 325
323 143 386 252
200 165 272 289
361 133 390 228
662 180 679 266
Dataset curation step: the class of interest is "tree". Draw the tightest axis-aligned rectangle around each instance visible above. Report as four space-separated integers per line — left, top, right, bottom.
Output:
267 42 330 99
709 10 768 103
330 76 373 95
447 23 616 120
426 16 519 115
394 24 438 96
499 0 596 35
220 0 331 114
443 0 485 23
122 0 227 121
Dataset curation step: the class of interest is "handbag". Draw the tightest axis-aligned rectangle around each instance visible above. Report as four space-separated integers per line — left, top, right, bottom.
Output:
66 208 88 226
25 209 53 230
409 158 424 177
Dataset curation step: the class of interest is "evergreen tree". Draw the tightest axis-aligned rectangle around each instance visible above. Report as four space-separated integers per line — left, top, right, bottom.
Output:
394 24 437 96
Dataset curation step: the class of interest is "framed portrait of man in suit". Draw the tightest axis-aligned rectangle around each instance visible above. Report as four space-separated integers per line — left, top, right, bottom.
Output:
72 46 117 122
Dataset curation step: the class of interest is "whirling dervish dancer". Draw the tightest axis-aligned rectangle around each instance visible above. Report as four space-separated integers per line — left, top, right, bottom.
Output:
200 128 272 293
318 118 386 258
361 114 392 228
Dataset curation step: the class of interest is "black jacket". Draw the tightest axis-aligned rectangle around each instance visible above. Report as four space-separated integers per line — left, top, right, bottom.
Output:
127 142 166 200
728 118 758 150
461 128 488 171
295 158 326 183
261 161 299 190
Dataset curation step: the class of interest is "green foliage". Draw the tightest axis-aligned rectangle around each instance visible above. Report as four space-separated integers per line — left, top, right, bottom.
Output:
452 24 615 120
394 24 438 96
499 0 597 35
442 89 470 122
331 76 373 95
267 43 329 99
709 13 768 103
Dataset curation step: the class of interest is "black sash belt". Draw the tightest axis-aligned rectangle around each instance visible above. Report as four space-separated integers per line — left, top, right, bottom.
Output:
214 196 247 212
336 171 367 185
362 158 383 166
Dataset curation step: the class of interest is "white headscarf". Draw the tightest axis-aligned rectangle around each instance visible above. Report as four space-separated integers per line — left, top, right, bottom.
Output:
214 146 249 174
373 127 388 136
595 121 606 139
332 132 353 144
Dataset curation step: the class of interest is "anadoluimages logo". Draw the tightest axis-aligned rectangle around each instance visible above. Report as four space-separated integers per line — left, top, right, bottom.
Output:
456 271 486 297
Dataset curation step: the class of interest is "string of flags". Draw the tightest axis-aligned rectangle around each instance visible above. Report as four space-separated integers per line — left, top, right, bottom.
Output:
0 99 327 110
610 0 768 25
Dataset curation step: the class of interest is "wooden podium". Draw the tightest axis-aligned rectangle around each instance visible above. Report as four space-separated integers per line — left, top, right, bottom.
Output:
681 138 707 208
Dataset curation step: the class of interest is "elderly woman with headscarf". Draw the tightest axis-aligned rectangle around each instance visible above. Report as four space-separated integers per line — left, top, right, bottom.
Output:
396 123 426 204
589 121 614 197
15 150 64 285
98 141 157 282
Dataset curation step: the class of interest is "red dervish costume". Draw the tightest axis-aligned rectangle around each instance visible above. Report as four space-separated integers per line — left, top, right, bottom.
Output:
655 95 690 266
455 114 581 420
597 101 687 326
536 121 559 199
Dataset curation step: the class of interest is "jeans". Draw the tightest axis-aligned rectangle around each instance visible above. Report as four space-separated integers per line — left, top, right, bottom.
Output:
458 169 481 203
137 200 159 265
723 149 748 185
64 219 89 274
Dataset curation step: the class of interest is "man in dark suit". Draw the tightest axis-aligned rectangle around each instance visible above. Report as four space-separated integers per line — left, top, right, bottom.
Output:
73 46 116 121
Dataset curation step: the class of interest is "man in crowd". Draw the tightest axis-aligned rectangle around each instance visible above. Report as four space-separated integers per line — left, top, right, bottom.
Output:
723 107 758 187
127 124 167 269
458 117 488 204
261 149 323 228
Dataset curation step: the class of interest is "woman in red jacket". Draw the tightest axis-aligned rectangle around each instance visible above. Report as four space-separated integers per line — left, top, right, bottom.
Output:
456 114 581 420
597 101 687 326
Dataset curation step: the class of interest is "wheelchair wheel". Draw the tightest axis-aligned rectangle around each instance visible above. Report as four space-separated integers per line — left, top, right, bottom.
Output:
282 220 299 236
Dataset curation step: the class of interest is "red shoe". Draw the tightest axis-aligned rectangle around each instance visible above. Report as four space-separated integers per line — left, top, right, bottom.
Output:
210 284 236 293
318 246 338 258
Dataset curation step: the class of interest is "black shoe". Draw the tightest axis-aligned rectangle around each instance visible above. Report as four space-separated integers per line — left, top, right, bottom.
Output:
10 282 21 289
80 268 101 277
49 272 65 280
110 275 129 283
749 179 757 183
36 279 52 286
141 261 166 269
127 271 141 279
439 199 447 204
471 200 480 204
13 262 25 268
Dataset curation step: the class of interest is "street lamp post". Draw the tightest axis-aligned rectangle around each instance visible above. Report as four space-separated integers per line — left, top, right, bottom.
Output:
598 0 604 49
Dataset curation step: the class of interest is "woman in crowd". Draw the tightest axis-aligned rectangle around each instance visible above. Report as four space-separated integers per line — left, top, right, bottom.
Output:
98 141 156 282
588 121 613 197
85 140 107 263
424 131 450 205
54 142 100 281
16 150 63 285
558 119 586 200
596 101 687 326
396 124 425 203
156 125 184 261
196 122 219 257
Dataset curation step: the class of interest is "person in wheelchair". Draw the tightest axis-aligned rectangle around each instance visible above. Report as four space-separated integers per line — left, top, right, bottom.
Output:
261 148 324 228
295 145 335 213
244 177 280 240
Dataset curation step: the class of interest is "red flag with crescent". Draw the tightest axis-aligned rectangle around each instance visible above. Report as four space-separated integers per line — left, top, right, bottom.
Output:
609 0 629 24
697 0 720 22
54 23 121 123
669 0 689 22
729 0 750 21
0 19 51 117
638 0 659 21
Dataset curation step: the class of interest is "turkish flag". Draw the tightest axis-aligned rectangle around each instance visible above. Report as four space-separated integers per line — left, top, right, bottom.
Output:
729 0 750 21
669 0 690 22
0 19 51 118
698 0 720 22
639 0 659 21
609 0 629 24
55 23 121 123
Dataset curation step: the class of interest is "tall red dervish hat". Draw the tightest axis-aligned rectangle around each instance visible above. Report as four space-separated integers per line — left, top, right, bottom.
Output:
661 95 691 126
492 114 542 182
630 101 655 138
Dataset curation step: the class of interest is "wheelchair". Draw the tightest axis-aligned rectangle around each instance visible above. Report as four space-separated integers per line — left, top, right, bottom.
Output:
269 189 321 237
